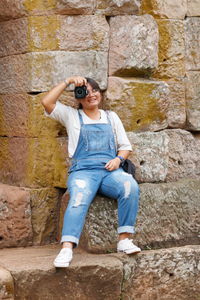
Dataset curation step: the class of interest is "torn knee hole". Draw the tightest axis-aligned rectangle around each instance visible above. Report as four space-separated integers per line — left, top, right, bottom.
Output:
124 181 131 198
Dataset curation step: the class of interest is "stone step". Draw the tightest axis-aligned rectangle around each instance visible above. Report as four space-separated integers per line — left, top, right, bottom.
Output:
59 178 200 253
0 245 199 300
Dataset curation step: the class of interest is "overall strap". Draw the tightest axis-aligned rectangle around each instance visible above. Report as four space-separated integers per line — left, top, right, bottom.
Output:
105 110 117 153
78 110 84 126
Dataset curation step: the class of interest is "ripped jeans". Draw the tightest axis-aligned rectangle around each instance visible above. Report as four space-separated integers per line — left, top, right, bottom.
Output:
61 168 140 246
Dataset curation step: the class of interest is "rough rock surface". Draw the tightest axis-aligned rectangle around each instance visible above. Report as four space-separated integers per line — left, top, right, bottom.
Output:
0 266 14 300
185 17 200 71
186 72 200 131
0 184 32 248
29 187 63 245
153 19 185 79
141 0 187 19
187 0 200 16
58 178 200 253
96 0 141 15
0 245 199 300
0 15 109 57
109 14 158 76
0 137 68 188
104 77 169 132
0 51 108 94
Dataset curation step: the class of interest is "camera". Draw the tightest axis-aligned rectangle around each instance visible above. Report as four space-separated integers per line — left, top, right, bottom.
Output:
74 85 88 99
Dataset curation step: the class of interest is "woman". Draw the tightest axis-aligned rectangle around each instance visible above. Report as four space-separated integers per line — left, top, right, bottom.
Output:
41 76 141 268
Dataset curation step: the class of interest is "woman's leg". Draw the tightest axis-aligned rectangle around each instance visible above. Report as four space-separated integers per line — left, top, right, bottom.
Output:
61 169 102 247
99 168 140 240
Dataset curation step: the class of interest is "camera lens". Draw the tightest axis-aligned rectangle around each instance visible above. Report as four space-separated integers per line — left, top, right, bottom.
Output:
74 86 88 99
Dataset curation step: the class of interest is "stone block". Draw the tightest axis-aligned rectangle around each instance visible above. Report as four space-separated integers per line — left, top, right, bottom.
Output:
186 72 200 131
0 137 68 188
141 0 187 19
122 246 200 300
127 131 169 183
108 14 158 76
29 187 63 245
0 0 95 21
185 17 200 71
165 129 200 181
58 178 200 253
187 0 200 16
0 51 108 94
153 20 185 79
0 15 109 57
166 79 186 128
104 77 169 132
96 0 141 15
0 93 71 137
0 183 32 248
0 267 14 300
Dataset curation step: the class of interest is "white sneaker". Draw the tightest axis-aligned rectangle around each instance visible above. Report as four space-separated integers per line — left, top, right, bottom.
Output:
54 248 73 268
117 238 141 254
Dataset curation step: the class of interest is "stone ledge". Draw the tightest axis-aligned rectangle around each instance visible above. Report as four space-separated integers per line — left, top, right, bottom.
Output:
0 245 199 300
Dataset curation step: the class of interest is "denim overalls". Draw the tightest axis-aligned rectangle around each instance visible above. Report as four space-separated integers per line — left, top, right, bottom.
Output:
61 111 139 246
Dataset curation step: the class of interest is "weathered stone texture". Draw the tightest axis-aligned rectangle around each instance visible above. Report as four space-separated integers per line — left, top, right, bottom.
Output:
0 267 14 300
104 77 169 132
0 51 108 94
166 80 186 128
29 187 63 245
141 0 187 19
0 245 199 300
187 0 200 16
0 0 26 21
0 15 109 57
96 0 141 15
127 131 169 183
109 14 159 76
186 72 200 131
0 184 32 248
0 93 69 138
153 20 185 79
185 17 200 71
59 179 200 253
0 137 68 188
122 246 200 300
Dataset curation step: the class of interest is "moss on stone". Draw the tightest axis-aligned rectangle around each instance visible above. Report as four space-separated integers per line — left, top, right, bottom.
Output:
23 0 57 12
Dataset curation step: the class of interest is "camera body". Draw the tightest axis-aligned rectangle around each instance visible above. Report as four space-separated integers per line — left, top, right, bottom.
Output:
74 85 88 99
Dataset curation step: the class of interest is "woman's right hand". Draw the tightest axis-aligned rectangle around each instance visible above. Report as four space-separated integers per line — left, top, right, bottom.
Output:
65 76 87 87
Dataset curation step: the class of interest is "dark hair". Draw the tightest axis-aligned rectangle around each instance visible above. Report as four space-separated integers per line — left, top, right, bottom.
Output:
78 77 101 109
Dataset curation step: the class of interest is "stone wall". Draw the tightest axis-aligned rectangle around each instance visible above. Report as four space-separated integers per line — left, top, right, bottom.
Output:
0 0 200 249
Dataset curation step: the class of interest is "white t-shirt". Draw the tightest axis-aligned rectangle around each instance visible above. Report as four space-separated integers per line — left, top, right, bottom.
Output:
45 101 132 157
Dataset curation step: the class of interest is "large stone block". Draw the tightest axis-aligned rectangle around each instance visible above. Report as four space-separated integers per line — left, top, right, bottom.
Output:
186 72 200 131
121 246 200 300
165 129 200 181
96 0 141 15
58 178 200 253
127 131 169 183
104 77 169 132
141 0 187 19
0 15 109 57
0 51 108 94
153 20 185 79
108 14 158 76
0 245 199 300
0 267 14 300
0 137 68 188
187 0 200 16
0 183 32 248
185 17 200 71
0 0 95 21
0 93 71 137
29 187 63 245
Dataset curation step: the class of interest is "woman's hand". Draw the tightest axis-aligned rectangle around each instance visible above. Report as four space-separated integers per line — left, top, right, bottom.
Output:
65 76 87 87
105 157 121 171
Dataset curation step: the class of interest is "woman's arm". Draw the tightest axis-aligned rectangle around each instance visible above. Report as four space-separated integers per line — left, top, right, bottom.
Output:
41 76 87 114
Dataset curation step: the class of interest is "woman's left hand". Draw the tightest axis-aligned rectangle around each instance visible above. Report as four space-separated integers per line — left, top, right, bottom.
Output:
105 157 121 171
